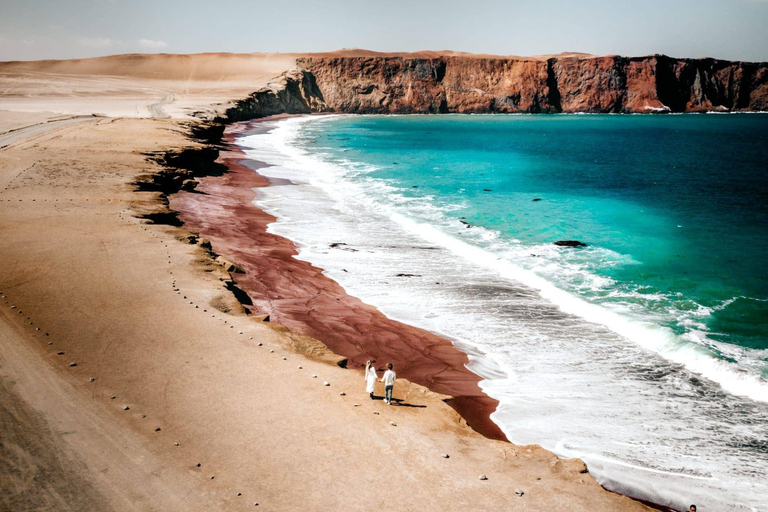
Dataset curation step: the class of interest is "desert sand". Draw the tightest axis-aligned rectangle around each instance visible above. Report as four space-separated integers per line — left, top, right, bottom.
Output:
0 53 654 511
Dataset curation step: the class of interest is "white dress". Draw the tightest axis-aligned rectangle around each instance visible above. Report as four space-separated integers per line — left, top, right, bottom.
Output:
365 366 377 393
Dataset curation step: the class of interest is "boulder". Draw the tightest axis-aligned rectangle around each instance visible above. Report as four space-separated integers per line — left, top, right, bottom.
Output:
181 179 198 191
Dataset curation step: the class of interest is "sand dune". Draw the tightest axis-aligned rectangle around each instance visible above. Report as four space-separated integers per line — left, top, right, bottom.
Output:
0 53 300 119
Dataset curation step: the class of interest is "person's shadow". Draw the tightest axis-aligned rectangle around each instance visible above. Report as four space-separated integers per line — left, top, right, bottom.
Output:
371 395 426 408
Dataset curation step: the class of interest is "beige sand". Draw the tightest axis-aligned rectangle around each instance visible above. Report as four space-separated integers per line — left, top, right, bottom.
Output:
0 53 653 511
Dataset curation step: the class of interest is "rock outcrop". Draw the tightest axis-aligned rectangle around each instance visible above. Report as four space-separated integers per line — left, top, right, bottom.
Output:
290 54 768 114
223 69 331 121
554 240 588 247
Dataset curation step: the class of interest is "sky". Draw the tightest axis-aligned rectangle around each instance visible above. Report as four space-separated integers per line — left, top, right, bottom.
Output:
1 0 767 62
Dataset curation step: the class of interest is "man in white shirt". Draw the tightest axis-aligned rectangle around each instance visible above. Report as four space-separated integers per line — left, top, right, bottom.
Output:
380 363 396 405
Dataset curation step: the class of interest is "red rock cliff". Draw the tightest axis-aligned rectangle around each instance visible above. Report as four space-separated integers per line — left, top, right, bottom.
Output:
294 54 768 114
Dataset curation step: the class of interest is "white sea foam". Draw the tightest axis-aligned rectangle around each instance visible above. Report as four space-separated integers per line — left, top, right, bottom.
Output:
239 115 768 511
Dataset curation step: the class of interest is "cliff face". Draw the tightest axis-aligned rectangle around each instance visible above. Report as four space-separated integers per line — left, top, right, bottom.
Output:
223 69 330 122
294 55 768 114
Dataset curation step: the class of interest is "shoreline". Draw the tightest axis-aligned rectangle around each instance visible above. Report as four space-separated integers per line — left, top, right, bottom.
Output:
169 115 682 511
171 116 508 441
0 55 677 511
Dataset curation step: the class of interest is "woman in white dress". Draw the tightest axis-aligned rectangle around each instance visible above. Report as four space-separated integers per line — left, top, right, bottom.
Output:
365 360 377 399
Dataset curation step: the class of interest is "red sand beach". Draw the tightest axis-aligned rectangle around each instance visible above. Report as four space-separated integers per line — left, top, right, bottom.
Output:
172 118 507 441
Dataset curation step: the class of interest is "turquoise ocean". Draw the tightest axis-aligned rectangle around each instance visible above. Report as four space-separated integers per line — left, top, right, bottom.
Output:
239 114 768 511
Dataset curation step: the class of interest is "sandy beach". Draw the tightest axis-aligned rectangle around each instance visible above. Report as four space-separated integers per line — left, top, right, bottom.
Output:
0 53 656 511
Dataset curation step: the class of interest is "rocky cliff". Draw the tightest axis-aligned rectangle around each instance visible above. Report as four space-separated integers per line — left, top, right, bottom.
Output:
290 54 768 114
223 69 332 121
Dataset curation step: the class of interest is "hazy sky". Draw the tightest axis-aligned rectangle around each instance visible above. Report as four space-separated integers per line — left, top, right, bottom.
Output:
1 0 767 62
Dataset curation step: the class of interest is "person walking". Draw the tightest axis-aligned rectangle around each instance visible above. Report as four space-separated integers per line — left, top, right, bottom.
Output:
365 360 377 399
380 363 396 405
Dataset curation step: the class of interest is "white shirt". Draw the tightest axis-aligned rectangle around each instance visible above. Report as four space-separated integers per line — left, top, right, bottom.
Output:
381 369 396 386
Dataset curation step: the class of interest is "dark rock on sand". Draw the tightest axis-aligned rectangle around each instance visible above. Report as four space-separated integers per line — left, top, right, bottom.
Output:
181 179 198 191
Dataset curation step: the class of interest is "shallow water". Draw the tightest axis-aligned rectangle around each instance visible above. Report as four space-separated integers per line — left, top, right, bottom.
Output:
239 114 768 512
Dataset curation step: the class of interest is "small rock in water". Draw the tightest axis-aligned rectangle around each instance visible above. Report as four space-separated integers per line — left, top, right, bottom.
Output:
323 381 330 386
479 475 488 481
441 453 450 458
554 240 587 248
514 489 524 496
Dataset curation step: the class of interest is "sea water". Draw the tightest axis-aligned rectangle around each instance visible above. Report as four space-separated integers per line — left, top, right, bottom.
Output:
239 114 768 511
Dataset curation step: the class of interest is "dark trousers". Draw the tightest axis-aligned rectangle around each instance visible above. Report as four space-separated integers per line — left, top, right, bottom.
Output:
385 385 393 402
